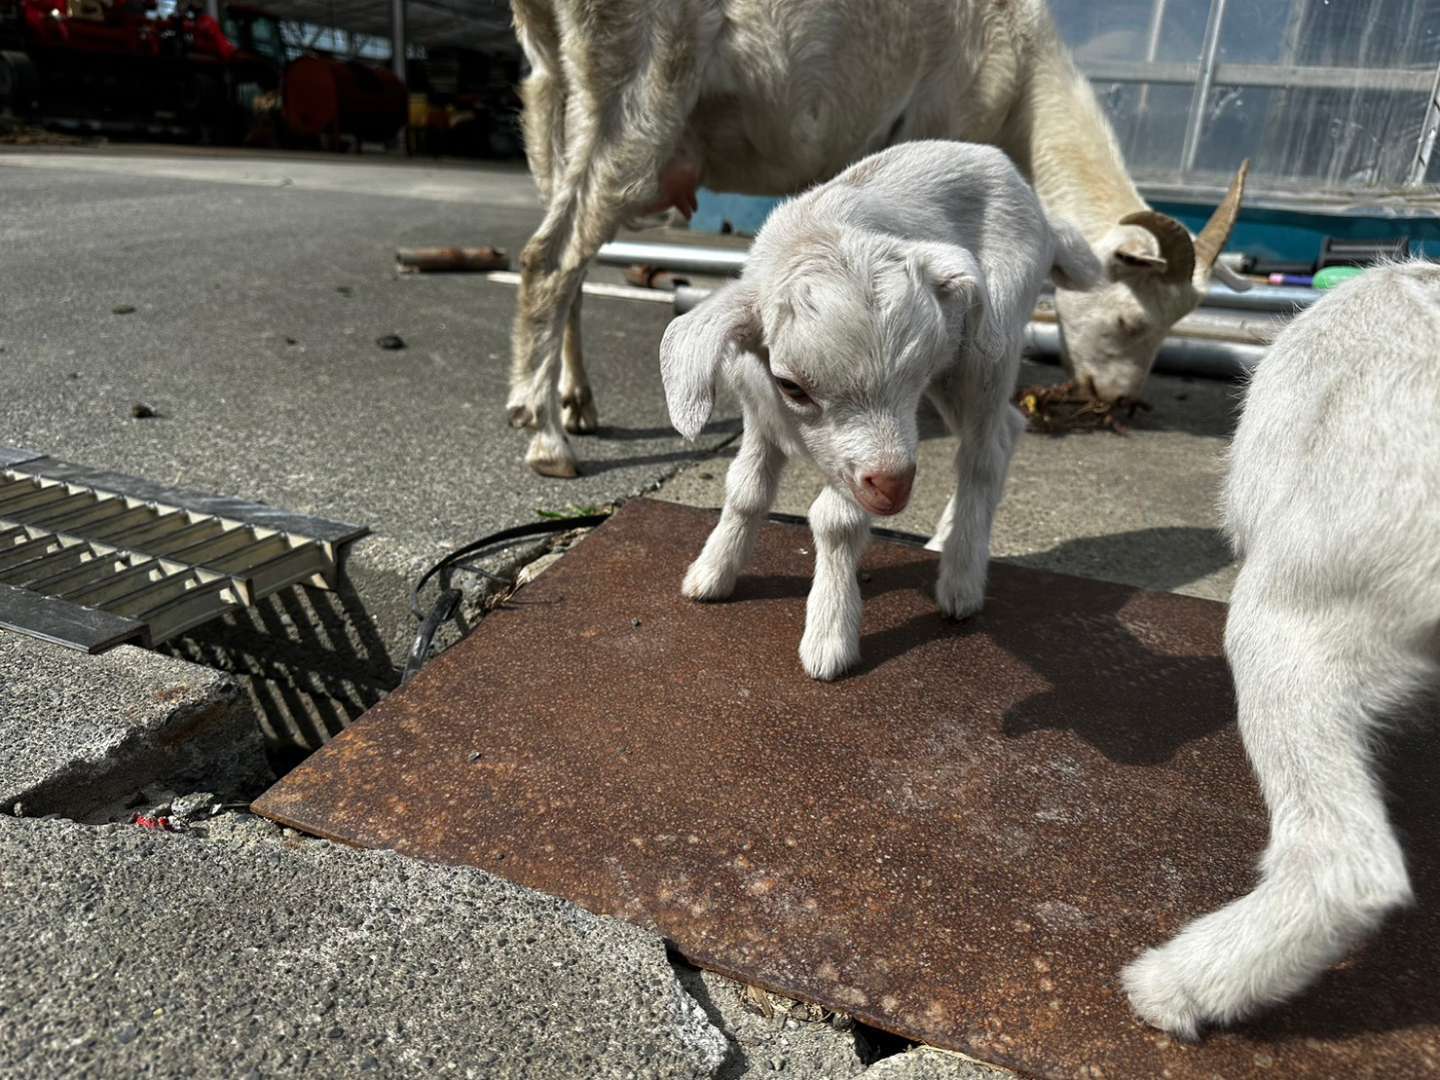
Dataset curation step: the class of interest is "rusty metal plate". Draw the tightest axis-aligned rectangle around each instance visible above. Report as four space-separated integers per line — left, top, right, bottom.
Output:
254 499 1440 1079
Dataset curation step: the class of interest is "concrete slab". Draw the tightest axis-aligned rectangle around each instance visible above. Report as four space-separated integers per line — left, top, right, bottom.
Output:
0 630 269 820
1 148 739 750
675 965 868 1079
858 1049 1014 1080
656 361 1239 602
0 813 728 1080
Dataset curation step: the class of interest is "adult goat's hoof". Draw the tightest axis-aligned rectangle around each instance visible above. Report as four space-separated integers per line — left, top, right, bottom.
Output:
507 398 538 430
526 432 579 478
562 393 599 435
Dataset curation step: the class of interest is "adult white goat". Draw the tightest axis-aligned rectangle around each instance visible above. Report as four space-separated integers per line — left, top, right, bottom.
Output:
1123 261 1440 1038
662 140 1100 679
506 0 1248 478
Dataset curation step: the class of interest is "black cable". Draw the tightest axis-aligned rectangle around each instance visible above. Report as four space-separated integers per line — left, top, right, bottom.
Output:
400 506 925 686
401 512 611 685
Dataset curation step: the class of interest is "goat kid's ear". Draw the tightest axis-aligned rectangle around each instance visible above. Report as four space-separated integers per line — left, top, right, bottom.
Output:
659 281 760 441
910 242 987 324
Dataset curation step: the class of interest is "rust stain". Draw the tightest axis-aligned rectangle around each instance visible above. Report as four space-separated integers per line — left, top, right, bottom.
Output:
253 499 1440 1079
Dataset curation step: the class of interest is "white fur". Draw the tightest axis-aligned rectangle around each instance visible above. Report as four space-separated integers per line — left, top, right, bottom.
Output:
1123 260 1440 1038
506 0 1244 476
662 141 1101 680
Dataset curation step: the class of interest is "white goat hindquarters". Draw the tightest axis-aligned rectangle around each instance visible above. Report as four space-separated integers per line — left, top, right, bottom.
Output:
1122 261 1440 1038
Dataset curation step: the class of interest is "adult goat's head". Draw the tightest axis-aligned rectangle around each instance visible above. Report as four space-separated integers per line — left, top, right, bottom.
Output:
1055 161 1249 401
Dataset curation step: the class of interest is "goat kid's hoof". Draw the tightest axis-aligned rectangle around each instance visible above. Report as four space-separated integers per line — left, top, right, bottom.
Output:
1121 945 1208 1042
525 432 579 479
799 630 859 681
935 571 984 620
562 394 599 435
682 557 737 601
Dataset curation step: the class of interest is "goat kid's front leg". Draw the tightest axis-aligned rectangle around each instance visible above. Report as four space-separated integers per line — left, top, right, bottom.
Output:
932 402 1023 619
683 427 785 600
1122 578 1420 1038
800 486 871 681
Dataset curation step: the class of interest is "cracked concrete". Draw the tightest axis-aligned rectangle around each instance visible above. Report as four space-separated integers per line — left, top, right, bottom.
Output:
857 1049 1014 1079
0 813 729 1080
0 632 270 821
676 964 869 1079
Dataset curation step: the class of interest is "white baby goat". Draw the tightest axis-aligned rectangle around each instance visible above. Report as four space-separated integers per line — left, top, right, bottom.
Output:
660 141 1099 680
1123 260 1440 1037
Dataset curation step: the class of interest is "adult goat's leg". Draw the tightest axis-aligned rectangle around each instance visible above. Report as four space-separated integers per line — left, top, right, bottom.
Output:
683 419 785 600
1123 571 1424 1038
559 283 599 434
508 31 566 431
510 28 700 477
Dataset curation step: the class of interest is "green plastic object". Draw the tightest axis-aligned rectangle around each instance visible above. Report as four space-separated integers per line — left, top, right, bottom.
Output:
1313 265 1366 290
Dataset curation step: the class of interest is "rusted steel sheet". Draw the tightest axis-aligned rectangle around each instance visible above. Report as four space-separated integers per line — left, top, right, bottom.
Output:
254 499 1440 1079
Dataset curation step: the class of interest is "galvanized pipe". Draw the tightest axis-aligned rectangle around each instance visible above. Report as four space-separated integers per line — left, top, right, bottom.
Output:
674 287 1266 379
618 243 1316 313
390 0 407 83
1043 280 1313 313
1180 0 1229 172
1022 322 1265 380
596 241 749 277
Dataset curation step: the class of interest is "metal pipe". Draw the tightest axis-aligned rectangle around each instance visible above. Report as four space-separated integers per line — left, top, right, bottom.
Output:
1408 57 1440 186
1039 280 1314 313
596 241 748 277
674 287 1266 379
389 0 407 83
672 286 714 315
628 244 1316 313
1129 0 1170 148
1188 281 1316 312
1022 322 1264 380
1180 0 1229 171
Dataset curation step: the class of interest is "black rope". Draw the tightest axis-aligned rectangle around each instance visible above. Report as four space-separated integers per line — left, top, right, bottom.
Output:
401 512 610 685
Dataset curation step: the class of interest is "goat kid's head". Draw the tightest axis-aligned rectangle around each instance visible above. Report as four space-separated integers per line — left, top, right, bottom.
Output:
660 234 987 517
1055 161 1248 402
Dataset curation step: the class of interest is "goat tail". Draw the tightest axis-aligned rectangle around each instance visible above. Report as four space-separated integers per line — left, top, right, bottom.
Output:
1049 217 1104 292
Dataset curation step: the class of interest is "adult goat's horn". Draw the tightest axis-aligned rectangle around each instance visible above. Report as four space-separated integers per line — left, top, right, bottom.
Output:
1118 209 1195 285
1193 159 1250 275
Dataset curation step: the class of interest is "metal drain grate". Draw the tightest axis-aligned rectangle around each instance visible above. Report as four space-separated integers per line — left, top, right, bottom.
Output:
0 448 368 653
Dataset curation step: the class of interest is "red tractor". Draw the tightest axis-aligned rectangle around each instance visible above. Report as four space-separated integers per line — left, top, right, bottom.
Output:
0 0 277 141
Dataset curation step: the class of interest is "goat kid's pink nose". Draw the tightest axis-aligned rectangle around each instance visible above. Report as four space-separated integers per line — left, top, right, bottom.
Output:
860 468 915 513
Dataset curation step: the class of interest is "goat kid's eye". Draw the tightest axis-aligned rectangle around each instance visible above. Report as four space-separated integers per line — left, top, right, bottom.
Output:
774 376 812 404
